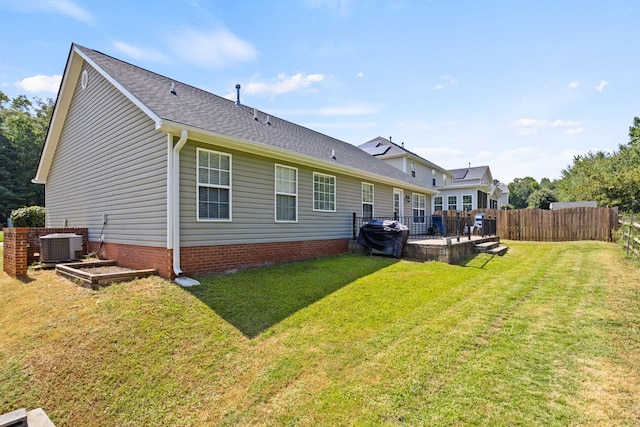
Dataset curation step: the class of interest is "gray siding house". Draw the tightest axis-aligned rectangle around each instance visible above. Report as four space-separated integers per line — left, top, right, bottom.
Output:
34 44 436 279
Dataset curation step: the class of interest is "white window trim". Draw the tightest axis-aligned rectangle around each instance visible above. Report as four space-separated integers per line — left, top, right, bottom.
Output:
463 194 473 211
434 195 443 211
274 163 298 223
362 182 374 218
313 172 336 212
196 147 232 222
447 195 458 211
393 188 404 218
412 193 427 222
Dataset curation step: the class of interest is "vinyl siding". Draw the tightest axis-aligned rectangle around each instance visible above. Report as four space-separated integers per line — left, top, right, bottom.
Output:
46 63 167 245
179 140 402 246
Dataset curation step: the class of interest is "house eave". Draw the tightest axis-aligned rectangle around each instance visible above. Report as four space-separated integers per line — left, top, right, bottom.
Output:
158 119 436 195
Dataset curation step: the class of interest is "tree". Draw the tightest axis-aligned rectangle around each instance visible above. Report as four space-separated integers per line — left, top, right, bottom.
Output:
508 177 539 209
527 187 557 209
555 117 640 213
0 91 54 224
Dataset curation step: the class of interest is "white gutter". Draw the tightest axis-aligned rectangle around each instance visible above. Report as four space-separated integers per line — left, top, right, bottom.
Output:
169 130 199 286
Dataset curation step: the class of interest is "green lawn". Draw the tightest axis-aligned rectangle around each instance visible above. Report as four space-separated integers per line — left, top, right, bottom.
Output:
1 241 639 426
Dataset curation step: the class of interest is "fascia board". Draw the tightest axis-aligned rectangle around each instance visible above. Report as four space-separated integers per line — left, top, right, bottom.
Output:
33 47 82 184
158 119 436 195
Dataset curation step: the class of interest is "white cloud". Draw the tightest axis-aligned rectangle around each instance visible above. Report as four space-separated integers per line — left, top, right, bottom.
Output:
432 84 444 90
4 0 95 23
244 73 325 96
568 81 580 89
167 28 258 69
302 0 351 15
596 80 609 92
16 74 62 93
356 72 364 78
302 121 378 130
510 118 584 136
47 0 93 23
112 41 167 62
442 75 457 85
268 102 379 117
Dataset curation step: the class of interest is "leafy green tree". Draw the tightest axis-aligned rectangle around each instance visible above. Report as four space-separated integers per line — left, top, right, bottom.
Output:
555 117 640 213
0 91 54 224
527 187 557 209
508 177 539 209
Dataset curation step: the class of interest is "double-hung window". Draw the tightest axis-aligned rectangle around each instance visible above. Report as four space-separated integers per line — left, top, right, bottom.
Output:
447 195 457 211
413 193 426 223
275 164 297 222
313 173 336 212
463 195 473 210
197 148 231 221
362 182 374 219
434 196 443 211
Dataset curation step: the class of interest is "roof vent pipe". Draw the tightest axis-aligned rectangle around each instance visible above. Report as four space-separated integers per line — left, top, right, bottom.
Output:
235 84 241 106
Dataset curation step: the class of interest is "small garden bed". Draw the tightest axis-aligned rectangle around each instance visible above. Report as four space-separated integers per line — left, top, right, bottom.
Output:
56 260 157 289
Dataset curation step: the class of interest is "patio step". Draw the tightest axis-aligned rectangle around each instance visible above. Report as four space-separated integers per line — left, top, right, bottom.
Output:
475 241 509 256
474 241 499 252
488 245 509 256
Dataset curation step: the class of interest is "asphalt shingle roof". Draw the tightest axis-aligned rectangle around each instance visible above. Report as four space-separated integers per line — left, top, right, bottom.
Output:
75 44 426 189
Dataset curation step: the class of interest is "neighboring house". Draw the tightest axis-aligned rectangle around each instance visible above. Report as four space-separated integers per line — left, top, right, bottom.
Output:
498 184 510 208
33 44 436 279
358 138 503 212
436 166 502 212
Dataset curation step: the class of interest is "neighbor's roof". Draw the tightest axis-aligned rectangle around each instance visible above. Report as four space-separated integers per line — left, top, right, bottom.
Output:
448 165 491 182
359 136 451 175
35 43 434 194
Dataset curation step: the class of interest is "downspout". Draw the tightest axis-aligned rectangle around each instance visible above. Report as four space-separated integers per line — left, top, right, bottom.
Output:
170 129 199 285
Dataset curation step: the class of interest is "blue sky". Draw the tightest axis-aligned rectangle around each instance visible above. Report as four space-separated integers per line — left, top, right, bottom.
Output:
2 0 638 183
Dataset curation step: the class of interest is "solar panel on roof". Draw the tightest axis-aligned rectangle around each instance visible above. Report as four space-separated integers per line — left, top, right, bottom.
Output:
366 146 391 156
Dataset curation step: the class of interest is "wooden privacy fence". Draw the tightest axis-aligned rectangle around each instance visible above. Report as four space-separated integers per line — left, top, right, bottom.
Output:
438 207 618 242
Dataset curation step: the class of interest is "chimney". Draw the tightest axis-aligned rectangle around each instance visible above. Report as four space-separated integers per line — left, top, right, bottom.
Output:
235 84 241 106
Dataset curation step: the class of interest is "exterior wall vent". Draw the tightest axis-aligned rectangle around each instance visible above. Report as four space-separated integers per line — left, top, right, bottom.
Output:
39 233 83 263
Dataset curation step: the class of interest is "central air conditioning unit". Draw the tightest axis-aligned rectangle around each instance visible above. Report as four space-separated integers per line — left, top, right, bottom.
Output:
39 233 83 263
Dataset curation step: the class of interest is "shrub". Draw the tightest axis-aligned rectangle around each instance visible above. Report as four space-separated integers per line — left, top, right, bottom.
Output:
10 206 46 227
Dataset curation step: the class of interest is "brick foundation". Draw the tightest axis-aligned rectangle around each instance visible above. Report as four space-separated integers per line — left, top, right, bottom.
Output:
180 238 350 276
89 242 174 279
4 231 349 280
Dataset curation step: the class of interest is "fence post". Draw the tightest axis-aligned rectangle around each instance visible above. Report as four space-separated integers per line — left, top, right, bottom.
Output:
352 212 357 240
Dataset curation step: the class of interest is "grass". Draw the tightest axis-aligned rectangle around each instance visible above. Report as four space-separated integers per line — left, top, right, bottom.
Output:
0 230 3 242
1 241 639 426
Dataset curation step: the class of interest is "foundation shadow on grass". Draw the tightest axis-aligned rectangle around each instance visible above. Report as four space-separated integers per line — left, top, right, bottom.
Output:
183 254 398 338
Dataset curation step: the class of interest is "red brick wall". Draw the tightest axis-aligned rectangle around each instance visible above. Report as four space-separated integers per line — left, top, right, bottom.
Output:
180 238 350 276
89 242 173 279
4 232 348 280
3 227 88 278
2 228 29 278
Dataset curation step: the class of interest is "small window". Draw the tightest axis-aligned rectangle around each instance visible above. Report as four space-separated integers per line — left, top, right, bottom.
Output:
434 196 443 211
448 195 457 211
197 148 231 221
410 161 416 178
442 173 447 186
413 193 426 223
313 172 336 212
275 164 297 222
463 195 472 210
362 182 374 219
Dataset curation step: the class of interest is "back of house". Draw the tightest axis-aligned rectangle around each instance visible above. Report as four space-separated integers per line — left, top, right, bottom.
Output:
34 44 436 278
